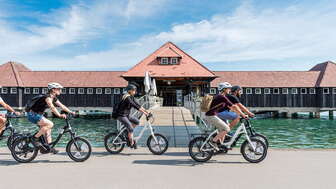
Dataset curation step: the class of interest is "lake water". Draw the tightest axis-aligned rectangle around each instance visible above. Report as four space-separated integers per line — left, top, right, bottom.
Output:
0 117 335 149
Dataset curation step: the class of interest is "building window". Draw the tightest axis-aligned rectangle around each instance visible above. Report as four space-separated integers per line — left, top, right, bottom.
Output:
87 88 93 94
282 88 288 94
246 88 252 94
255 88 261 94
78 88 85 94
69 88 76 94
114 88 120 94
61 88 66 94
105 88 112 94
10 88 17 94
160 57 169 65
264 88 271 94
33 88 39 94
291 88 298 94
309 88 316 94
323 88 329 94
122 88 127 94
96 88 103 94
24 88 31 94
273 88 279 94
210 88 216 94
42 88 48 94
171 58 178 64
300 88 307 94
1 88 8 94
333 88 336 94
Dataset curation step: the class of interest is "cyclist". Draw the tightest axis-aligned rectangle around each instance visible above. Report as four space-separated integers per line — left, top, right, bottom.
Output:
205 82 247 147
27 82 75 154
218 85 255 130
116 84 150 149
0 94 21 134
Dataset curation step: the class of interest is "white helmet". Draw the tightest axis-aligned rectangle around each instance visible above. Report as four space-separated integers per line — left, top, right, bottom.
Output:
48 82 64 90
218 82 232 91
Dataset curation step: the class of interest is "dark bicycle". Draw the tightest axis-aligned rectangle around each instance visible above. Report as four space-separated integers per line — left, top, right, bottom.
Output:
11 114 92 163
0 112 23 151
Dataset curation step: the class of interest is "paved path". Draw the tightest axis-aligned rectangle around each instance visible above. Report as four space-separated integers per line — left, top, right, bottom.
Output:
0 147 335 189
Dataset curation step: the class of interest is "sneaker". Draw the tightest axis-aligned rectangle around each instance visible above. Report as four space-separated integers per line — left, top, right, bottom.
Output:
132 142 137 149
31 136 42 147
50 148 59 154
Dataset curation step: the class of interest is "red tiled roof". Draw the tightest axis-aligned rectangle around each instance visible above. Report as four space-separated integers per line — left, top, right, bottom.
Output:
0 62 31 87
157 47 181 57
310 61 336 87
122 42 217 78
19 71 127 87
211 71 321 88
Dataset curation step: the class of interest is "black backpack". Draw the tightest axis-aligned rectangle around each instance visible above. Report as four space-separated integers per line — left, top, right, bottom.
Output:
25 95 45 112
111 95 129 119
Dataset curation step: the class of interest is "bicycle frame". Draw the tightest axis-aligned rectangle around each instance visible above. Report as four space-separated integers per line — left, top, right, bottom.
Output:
48 118 79 150
200 121 257 152
111 117 157 145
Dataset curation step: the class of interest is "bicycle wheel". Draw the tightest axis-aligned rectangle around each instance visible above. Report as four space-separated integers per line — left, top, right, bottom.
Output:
66 137 92 162
11 137 38 163
251 133 269 148
188 137 213 162
147 133 168 155
104 133 125 154
7 133 22 151
241 138 267 163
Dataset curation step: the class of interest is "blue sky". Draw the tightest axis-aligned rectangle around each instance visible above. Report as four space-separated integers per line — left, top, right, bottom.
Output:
0 0 336 71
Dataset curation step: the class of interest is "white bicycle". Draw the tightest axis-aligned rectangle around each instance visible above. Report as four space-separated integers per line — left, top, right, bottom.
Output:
104 113 169 155
189 118 268 163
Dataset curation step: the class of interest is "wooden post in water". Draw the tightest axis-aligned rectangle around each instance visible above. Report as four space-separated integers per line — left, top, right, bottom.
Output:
309 112 314 118
329 110 334 120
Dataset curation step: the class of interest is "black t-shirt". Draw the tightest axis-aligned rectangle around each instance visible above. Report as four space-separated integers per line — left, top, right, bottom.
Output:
117 96 141 117
220 94 240 112
31 94 58 113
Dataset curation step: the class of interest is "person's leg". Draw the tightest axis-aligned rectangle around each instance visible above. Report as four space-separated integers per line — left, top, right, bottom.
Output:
212 116 230 144
0 116 6 133
35 118 54 144
117 116 134 146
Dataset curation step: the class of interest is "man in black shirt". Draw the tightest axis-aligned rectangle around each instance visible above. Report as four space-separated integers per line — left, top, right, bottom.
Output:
218 85 255 130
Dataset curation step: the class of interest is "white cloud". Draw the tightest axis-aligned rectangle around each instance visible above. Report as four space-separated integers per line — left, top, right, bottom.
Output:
2 1 336 70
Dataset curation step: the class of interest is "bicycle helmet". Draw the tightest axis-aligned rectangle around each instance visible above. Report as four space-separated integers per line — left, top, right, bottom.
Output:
126 84 137 91
48 82 64 90
218 82 232 92
231 85 242 93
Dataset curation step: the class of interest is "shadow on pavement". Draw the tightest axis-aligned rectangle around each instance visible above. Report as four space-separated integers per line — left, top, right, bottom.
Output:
132 159 249 166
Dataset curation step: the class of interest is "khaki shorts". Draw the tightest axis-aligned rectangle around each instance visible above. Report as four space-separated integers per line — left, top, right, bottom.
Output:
206 115 230 132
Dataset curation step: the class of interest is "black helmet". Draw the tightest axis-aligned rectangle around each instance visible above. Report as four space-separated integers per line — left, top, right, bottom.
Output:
126 84 137 91
231 85 242 93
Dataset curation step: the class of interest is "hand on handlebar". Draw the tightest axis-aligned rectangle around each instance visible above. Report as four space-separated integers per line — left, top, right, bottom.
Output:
241 114 249 119
248 112 255 118
14 111 21 116
59 114 67 119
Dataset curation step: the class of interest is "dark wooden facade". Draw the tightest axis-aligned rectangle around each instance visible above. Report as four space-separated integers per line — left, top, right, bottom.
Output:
210 87 336 108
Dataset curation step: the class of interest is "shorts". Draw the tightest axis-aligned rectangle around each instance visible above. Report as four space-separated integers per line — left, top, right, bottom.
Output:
217 111 238 121
206 115 230 132
27 112 44 124
117 116 140 132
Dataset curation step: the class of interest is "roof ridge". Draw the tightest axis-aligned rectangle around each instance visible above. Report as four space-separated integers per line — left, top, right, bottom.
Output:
168 42 217 77
9 62 24 87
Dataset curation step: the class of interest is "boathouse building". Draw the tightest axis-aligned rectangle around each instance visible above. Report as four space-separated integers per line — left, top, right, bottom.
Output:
0 42 336 116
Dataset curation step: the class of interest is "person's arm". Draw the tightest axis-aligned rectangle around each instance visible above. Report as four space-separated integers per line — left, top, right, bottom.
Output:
129 97 149 116
55 100 75 115
0 101 20 115
229 104 247 118
46 98 65 118
237 103 255 117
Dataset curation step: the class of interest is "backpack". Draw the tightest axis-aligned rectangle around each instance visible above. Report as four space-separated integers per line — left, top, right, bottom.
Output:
25 95 45 112
200 94 214 112
200 94 224 112
111 94 130 119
